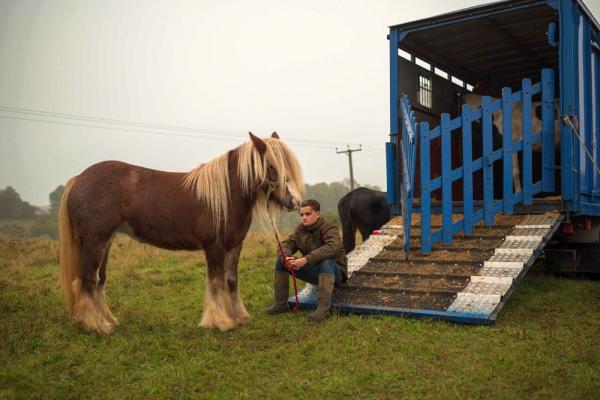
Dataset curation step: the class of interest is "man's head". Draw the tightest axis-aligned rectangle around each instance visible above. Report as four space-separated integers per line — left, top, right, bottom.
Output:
299 199 320 226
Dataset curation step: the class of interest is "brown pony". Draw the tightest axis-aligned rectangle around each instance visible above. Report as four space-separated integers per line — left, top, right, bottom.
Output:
58 132 304 334
461 93 560 193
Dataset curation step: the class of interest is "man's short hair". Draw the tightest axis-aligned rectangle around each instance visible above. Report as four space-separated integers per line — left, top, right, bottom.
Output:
300 199 320 212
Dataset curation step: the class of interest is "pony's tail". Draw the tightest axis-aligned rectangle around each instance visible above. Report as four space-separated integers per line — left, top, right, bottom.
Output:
58 177 80 316
338 193 355 254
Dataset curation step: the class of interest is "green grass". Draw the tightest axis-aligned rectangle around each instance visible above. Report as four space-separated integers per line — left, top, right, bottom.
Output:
1 234 599 399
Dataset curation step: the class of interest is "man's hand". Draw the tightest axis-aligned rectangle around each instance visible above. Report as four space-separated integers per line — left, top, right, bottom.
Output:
285 256 295 264
287 257 308 270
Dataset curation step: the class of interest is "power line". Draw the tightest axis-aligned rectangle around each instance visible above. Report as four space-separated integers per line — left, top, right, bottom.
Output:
361 144 385 153
0 114 243 142
0 113 387 157
0 104 244 139
0 104 382 152
361 151 384 159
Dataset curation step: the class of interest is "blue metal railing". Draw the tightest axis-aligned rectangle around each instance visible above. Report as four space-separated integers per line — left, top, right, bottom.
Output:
416 68 557 254
399 95 418 257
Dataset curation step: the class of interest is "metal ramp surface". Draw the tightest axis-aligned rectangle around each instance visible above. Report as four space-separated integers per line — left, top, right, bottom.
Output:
290 208 563 324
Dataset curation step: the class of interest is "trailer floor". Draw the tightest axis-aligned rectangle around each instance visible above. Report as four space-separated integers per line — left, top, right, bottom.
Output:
291 207 563 324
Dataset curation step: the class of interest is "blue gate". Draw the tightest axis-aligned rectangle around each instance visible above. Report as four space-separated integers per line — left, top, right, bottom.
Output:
400 68 557 254
399 95 418 257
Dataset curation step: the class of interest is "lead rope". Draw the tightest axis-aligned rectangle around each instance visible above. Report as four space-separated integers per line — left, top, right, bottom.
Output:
563 115 600 176
265 185 299 312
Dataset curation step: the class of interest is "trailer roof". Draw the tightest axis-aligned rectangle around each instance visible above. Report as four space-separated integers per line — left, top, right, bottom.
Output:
390 0 599 33
390 0 598 89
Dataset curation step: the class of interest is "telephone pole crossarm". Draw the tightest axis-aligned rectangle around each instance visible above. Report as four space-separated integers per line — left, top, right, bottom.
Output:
336 145 362 191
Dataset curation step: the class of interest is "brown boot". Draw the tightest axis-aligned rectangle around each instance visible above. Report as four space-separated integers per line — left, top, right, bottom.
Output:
265 271 290 315
307 274 335 322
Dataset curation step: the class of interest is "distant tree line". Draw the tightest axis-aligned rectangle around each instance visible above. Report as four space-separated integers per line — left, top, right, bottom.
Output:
0 186 39 219
0 185 64 239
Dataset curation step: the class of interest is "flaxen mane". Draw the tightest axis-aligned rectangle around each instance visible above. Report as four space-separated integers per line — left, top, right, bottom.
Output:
182 137 304 229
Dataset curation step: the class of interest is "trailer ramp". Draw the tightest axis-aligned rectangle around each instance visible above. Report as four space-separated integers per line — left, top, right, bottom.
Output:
291 208 562 324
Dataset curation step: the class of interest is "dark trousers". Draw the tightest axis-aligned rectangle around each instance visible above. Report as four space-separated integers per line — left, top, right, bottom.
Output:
275 258 343 287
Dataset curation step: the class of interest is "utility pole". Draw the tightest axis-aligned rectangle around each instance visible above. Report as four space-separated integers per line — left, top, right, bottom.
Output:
336 145 362 191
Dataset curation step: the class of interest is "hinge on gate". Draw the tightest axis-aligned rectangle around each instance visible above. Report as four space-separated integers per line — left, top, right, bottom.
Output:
547 22 558 47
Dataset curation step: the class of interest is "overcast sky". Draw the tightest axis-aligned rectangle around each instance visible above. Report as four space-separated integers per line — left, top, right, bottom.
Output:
1 0 599 206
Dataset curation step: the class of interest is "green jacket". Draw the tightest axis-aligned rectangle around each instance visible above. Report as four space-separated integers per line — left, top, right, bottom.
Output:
280 217 348 281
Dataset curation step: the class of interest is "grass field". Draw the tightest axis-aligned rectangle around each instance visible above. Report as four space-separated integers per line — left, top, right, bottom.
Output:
1 233 599 399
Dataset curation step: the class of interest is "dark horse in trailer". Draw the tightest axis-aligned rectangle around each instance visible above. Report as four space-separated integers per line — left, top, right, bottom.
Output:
338 187 390 253
58 132 304 334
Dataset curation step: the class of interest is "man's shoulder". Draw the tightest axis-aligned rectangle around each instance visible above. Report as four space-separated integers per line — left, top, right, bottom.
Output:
319 218 338 231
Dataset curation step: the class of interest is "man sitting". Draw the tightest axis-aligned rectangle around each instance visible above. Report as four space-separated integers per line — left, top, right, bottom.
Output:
265 199 347 321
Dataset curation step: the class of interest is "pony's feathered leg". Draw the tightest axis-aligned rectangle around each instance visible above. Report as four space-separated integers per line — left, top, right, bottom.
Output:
72 241 116 335
224 244 250 325
59 178 116 335
200 246 237 331
96 240 118 326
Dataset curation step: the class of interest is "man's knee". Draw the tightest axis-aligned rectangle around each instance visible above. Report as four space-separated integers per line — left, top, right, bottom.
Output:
318 259 338 275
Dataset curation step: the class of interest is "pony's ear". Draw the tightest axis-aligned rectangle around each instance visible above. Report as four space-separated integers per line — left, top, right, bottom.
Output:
271 131 280 139
249 132 267 156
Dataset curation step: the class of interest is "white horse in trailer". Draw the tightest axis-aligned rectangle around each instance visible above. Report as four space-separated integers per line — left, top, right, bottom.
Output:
462 93 560 193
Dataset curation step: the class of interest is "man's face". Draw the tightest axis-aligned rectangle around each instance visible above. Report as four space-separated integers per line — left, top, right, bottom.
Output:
299 206 320 226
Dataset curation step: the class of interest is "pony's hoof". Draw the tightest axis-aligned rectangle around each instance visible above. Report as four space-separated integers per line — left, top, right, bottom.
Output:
199 317 237 332
236 312 251 325
98 321 116 335
104 313 119 326
78 318 116 335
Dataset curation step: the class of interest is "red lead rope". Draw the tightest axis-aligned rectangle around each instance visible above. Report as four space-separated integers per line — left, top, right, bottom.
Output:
274 233 300 312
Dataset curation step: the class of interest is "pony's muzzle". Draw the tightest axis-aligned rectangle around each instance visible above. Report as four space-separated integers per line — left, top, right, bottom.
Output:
291 196 301 209
280 196 297 211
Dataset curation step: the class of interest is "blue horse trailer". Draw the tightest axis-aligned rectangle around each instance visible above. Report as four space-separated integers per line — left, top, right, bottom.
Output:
293 0 600 324
386 0 600 254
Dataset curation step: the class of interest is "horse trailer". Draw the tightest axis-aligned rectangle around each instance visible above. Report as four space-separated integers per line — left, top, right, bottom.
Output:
294 0 600 324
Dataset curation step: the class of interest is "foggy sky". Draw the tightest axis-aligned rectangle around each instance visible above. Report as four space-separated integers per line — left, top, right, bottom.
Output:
1 0 599 206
